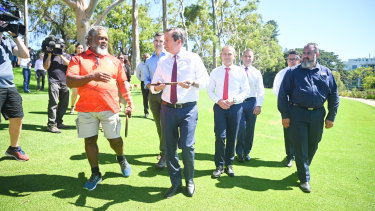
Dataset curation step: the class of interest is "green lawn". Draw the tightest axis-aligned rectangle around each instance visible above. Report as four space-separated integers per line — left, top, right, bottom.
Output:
1 68 375 210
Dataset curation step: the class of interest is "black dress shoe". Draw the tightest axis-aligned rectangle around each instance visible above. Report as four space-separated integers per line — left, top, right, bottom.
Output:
212 166 224 178
164 184 182 199
226 165 235 177
299 182 311 193
186 180 195 197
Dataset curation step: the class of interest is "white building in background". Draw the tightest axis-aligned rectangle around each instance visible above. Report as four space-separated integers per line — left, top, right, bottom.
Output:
344 57 375 71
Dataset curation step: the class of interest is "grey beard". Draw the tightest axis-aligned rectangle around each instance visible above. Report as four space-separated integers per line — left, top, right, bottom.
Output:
301 60 313 68
93 44 108 55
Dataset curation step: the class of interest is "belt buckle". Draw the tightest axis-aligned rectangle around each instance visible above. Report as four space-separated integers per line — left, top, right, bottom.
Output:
175 104 183 109
307 108 314 111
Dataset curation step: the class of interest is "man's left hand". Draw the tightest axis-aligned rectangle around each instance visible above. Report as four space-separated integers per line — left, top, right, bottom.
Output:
325 120 334 129
178 80 193 89
125 107 132 118
253 106 261 115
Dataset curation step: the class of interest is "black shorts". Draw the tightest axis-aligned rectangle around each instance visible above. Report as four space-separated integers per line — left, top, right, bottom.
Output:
0 87 24 121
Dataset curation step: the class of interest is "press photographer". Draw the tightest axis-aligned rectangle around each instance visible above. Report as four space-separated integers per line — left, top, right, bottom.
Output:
0 1 30 161
42 35 71 133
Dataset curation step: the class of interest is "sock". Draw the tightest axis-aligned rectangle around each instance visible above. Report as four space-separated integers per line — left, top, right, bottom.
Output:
91 167 101 177
117 155 126 163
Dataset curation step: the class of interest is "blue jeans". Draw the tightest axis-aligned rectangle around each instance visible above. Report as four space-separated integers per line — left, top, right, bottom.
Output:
22 68 31 92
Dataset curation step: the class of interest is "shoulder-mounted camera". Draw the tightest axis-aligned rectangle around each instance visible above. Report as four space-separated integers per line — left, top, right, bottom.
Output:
0 0 25 36
42 35 65 55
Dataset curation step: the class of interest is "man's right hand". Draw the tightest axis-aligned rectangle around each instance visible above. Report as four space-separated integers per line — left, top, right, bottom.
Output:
218 99 231 110
91 72 112 82
282 118 290 128
154 81 166 92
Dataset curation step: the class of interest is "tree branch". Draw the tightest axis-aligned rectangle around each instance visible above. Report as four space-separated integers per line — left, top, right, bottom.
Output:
92 0 125 26
87 0 99 18
62 0 77 9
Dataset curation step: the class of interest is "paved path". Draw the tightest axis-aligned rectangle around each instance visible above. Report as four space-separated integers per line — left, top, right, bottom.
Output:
340 96 375 107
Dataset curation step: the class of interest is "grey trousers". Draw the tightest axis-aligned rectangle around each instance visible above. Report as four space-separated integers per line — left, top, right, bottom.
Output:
148 92 165 156
48 82 69 126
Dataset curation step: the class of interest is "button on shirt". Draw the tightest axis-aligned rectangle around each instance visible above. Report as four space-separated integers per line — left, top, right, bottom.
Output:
151 50 209 104
278 63 339 121
207 64 250 104
144 51 166 89
242 65 265 106
272 67 289 97
135 61 147 81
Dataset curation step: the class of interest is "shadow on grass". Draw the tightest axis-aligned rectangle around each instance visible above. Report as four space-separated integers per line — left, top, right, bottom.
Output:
0 172 164 210
0 123 76 132
234 157 287 168
215 172 298 191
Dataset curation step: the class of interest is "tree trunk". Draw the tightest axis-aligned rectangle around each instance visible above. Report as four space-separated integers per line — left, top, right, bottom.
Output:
211 0 217 68
24 0 29 47
132 0 140 70
178 0 188 50
162 0 168 31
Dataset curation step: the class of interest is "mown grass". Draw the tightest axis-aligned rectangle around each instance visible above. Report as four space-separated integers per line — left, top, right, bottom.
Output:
0 68 374 210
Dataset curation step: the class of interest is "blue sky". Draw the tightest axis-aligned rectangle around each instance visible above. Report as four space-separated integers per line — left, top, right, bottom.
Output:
257 0 375 61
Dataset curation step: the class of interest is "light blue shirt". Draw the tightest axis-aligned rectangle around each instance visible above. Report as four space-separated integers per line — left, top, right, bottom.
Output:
144 51 166 89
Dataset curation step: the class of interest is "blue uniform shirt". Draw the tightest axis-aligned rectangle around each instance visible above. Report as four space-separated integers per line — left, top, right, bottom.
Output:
278 63 339 122
144 51 166 89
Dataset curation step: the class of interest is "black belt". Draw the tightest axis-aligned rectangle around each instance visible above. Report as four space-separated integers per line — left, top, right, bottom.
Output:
162 101 196 109
292 103 323 111
244 97 256 102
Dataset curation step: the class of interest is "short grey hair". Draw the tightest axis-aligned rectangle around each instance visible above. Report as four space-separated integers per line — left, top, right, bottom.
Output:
165 27 186 44
304 42 319 54
86 26 108 46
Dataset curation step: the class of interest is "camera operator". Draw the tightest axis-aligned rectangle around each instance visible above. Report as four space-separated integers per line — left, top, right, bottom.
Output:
43 39 71 133
0 21 30 161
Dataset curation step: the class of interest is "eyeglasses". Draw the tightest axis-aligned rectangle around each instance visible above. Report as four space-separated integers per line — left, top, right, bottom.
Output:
287 58 299 61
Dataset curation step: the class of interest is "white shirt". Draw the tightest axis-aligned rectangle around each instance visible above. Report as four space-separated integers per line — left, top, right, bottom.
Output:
207 64 250 104
20 58 31 69
243 65 265 106
272 67 289 97
151 49 209 104
34 58 45 72
135 61 147 81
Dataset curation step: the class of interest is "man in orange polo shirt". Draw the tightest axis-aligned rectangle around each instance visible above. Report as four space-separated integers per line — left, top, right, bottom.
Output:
66 26 134 191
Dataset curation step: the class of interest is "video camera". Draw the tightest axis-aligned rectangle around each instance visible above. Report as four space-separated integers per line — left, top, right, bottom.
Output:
41 35 65 55
0 0 25 36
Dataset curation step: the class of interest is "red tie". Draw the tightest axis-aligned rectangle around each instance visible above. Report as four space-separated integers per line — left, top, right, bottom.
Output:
245 67 248 77
170 55 177 104
223 67 230 100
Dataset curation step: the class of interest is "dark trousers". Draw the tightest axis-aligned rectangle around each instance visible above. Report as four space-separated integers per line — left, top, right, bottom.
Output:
283 127 294 160
22 68 31 92
160 103 197 186
141 81 149 115
36 70 46 90
48 83 69 126
236 98 257 156
148 92 165 155
290 106 326 183
214 103 242 167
